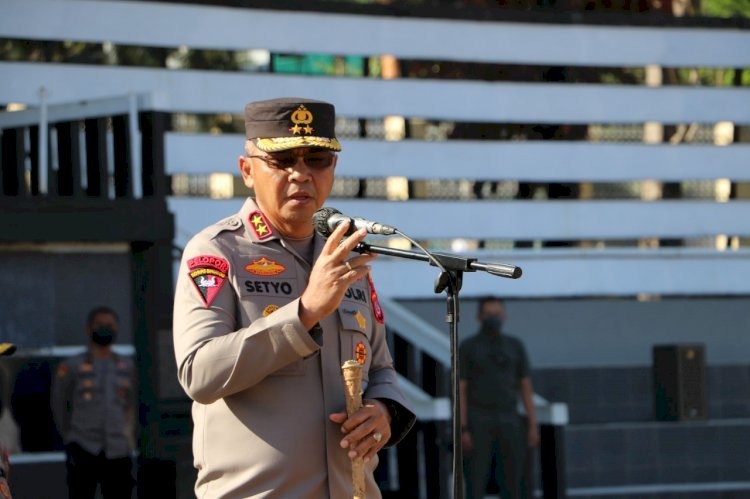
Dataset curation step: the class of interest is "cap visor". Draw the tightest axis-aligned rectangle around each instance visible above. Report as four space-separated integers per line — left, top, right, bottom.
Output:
255 136 341 152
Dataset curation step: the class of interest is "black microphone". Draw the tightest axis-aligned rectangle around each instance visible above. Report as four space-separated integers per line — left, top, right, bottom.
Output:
313 207 398 237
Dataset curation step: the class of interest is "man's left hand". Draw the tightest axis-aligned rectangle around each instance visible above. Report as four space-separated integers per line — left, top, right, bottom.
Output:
329 399 391 462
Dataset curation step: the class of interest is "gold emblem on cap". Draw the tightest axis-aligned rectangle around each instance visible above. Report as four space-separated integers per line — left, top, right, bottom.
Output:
289 105 314 135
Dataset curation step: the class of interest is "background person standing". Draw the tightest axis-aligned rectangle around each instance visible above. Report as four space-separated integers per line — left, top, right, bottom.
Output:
52 306 136 499
460 296 539 499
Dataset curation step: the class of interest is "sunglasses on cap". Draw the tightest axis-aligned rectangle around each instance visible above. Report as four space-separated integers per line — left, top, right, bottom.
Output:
248 151 336 171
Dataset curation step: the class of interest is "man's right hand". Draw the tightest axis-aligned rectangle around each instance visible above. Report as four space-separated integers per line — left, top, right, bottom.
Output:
299 221 377 330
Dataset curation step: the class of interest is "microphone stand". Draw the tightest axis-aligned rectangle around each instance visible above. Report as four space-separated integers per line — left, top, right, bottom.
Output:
354 242 521 499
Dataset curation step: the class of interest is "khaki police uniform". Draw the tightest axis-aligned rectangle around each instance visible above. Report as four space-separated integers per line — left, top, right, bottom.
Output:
52 352 136 458
173 197 415 499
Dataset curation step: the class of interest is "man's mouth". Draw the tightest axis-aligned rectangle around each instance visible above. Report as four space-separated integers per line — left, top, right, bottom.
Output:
288 192 312 202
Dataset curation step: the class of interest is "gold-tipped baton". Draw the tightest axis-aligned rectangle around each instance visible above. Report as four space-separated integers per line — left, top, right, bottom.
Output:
341 359 365 499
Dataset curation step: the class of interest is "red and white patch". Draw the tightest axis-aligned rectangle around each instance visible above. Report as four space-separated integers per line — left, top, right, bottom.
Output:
248 210 273 240
367 274 385 324
187 254 229 308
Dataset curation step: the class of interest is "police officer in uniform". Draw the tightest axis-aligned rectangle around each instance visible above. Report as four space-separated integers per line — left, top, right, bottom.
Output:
460 296 539 499
173 97 416 498
52 307 136 499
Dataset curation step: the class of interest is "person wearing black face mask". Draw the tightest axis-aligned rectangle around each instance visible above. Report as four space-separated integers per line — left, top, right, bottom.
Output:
459 296 539 499
51 306 136 499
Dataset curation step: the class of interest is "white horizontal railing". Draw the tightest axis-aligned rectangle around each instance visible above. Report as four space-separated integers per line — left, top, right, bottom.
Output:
168 198 750 297
4 0 750 68
165 132 750 181
369 248 750 298
168 198 750 244
2 63 750 124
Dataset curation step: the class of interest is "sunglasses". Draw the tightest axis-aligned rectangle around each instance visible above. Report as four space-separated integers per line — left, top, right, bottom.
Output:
248 151 336 171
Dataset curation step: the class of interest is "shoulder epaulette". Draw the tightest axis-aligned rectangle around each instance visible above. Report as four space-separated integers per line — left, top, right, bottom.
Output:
204 215 243 240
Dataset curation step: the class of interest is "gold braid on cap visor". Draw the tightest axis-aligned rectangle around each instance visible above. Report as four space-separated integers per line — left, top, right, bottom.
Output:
255 136 342 152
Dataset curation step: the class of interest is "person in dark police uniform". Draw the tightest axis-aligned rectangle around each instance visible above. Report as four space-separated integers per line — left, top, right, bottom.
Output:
52 307 136 499
460 296 539 499
172 97 416 498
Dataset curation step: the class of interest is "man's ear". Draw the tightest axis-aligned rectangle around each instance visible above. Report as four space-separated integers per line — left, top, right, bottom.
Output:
239 156 254 188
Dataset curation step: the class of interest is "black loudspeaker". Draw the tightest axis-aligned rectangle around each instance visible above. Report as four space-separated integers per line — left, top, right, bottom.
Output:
653 344 708 421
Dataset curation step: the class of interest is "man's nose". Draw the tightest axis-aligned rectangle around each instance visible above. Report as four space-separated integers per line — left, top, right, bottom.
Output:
286 157 313 179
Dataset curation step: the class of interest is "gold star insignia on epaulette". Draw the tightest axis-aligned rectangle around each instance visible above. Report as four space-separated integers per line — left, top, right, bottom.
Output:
249 211 273 240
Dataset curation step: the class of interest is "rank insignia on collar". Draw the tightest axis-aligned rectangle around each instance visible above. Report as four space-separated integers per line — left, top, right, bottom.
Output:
249 210 273 240
355 341 367 365
187 254 229 308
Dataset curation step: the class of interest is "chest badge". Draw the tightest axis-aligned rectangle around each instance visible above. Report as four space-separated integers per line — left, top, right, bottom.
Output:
263 304 280 317
245 257 285 276
354 310 367 330
354 341 367 365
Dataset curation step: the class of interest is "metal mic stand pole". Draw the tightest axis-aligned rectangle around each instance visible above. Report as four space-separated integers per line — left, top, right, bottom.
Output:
354 242 522 499
435 268 465 499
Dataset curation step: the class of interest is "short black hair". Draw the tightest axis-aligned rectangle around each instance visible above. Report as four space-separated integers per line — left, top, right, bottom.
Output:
477 295 504 313
87 306 119 327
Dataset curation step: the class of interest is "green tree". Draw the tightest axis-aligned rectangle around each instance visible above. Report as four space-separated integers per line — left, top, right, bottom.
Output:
701 0 750 18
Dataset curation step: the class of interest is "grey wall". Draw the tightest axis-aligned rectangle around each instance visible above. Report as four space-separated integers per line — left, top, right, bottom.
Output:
0 250 134 348
399 296 750 368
